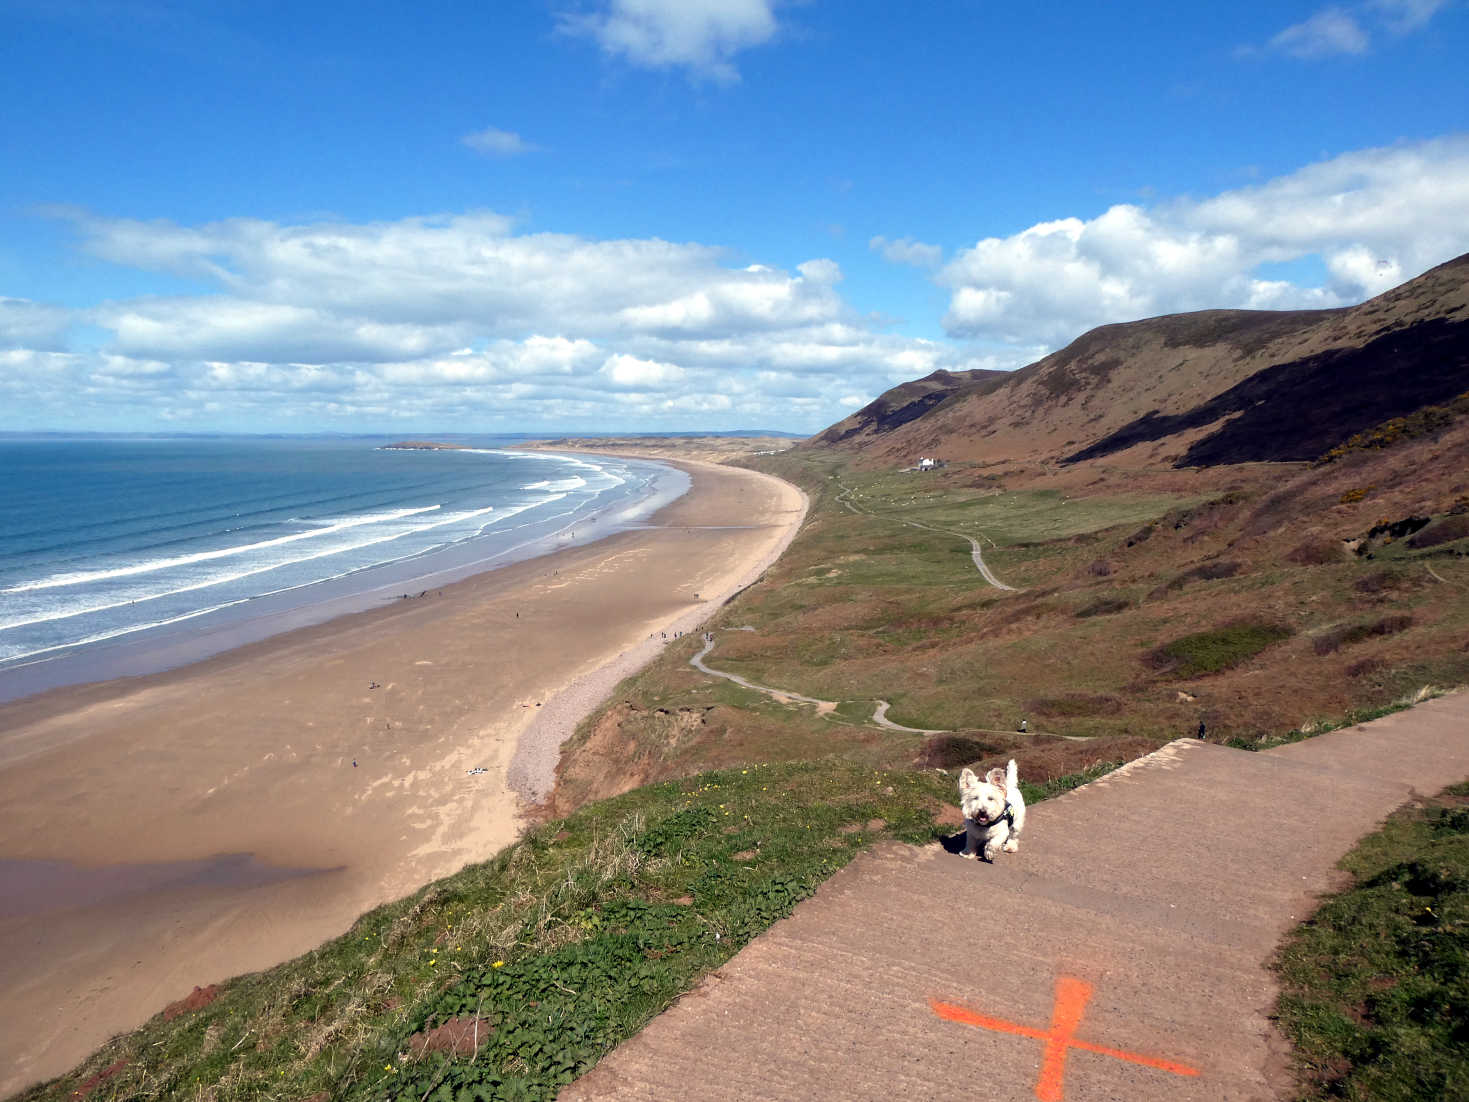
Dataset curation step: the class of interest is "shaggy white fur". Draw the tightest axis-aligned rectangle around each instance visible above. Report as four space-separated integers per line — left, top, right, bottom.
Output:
958 759 1026 861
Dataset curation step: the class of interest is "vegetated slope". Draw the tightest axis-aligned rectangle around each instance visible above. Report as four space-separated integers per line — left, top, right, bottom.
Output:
807 252 1469 469
808 367 1009 447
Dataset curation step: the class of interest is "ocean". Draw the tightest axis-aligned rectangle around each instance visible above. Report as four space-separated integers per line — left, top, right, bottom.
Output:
0 437 685 700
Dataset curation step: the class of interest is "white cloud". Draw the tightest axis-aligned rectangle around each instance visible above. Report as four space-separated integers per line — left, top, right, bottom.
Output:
1370 0 1450 32
559 0 780 83
15 207 969 432
939 135 1469 345
0 297 71 350
1267 8 1369 57
93 297 466 363
869 235 943 269
600 352 686 388
1251 0 1449 58
461 127 541 156
26 135 1466 435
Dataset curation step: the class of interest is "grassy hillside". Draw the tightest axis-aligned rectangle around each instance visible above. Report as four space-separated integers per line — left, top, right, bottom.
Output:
810 252 1469 470
551 444 1469 812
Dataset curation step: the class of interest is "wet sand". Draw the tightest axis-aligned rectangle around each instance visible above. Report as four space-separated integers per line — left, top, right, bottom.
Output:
0 459 807 1097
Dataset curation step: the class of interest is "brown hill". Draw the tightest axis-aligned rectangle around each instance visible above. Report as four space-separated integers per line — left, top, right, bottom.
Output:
808 253 1469 469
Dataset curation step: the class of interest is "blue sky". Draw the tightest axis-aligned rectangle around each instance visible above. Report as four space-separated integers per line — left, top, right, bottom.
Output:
2 0 1467 434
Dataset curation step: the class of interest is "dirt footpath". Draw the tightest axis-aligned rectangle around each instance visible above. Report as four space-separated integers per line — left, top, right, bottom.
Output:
562 691 1469 1102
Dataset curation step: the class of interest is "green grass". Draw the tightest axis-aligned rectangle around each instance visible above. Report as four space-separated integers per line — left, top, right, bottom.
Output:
1274 780 1469 1100
1146 620 1294 677
21 760 1124 1102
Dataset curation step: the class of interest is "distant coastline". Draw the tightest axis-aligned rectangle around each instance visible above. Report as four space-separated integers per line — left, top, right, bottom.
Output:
379 440 469 450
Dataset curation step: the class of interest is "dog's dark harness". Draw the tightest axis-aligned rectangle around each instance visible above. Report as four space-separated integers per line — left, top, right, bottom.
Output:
974 803 1016 829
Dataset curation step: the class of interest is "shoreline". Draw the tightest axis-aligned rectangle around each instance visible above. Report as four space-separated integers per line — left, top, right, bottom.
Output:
0 458 807 1097
0 452 688 708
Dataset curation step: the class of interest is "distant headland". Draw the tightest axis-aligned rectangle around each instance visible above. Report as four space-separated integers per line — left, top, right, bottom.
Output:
379 441 470 450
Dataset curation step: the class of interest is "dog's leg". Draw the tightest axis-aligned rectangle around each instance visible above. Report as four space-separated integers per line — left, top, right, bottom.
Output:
960 823 979 859
982 826 1004 862
998 811 1022 852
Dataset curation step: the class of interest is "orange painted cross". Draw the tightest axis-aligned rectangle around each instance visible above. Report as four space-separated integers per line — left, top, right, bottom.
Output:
930 975 1200 1101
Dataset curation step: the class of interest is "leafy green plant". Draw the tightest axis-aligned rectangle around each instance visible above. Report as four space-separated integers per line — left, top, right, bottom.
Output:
1145 620 1293 677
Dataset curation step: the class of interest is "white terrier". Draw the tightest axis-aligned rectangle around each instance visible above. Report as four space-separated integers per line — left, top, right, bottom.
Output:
958 760 1026 861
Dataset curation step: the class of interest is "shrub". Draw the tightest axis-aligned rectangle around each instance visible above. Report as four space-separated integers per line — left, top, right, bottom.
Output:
1148 559 1243 599
1407 514 1469 549
1317 390 1469 463
1026 694 1124 718
1087 559 1112 577
1366 515 1432 542
1313 615 1415 656
1355 569 1410 595
913 735 1002 769
1286 538 1346 565
1145 620 1294 677
1075 596 1131 618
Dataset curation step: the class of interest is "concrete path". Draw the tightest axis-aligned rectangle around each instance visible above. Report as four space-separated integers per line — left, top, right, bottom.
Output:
562 691 1469 1102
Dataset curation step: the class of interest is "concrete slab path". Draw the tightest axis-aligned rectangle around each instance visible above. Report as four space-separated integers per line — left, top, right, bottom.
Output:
562 691 1469 1102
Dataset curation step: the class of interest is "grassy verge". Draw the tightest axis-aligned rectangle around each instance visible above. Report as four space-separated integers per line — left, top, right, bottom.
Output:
1274 780 1469 1101
23 759 1121 1102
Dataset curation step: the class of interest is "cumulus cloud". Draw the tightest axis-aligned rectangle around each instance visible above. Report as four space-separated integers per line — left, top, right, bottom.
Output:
600 352 686 388
15 206 972 432
21 135 1467 434
938 135 1469 345
461 126 541 156
869 235 943 269
558 0 781 83
93 297 466 363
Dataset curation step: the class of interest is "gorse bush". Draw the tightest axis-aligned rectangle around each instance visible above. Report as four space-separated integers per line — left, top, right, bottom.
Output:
1318 391 1469 464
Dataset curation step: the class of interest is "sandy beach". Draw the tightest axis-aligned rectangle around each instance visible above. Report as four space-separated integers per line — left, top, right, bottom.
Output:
0 458 807 1097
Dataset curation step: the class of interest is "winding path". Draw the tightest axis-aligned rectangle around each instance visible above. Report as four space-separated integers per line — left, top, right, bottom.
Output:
835 482 1019 592
690 636 1087 740
690 636 943 734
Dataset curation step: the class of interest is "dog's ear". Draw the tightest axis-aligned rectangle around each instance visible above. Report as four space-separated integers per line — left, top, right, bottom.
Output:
958 767 979 792
985 767 1007 788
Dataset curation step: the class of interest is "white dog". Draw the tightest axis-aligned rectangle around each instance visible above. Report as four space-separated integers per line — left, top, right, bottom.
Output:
958 759 1026 861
